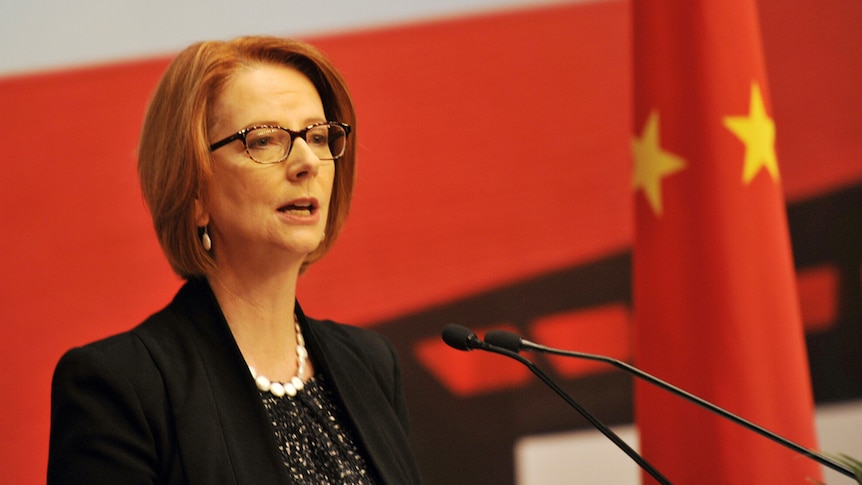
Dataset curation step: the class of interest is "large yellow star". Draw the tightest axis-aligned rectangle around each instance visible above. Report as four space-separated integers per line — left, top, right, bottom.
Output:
723 83 779 184
632 111 686 216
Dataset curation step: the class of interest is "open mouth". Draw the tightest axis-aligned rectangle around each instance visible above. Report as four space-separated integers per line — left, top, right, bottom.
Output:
278 201 317 216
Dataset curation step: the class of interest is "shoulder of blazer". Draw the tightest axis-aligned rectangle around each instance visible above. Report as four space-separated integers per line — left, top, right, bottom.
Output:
48 328 181 484
51 279 290 485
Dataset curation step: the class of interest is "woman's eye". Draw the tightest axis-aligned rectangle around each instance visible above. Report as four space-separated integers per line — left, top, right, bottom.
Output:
249 136 272 148
307 129 329 147
247 128 282 150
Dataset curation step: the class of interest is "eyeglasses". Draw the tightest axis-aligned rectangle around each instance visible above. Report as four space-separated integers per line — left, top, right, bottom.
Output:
209 121 351 164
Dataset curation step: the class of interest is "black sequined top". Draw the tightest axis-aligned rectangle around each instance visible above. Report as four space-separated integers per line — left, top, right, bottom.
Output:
259 372 381 484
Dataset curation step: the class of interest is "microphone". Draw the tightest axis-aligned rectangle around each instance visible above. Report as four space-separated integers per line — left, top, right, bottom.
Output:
442 324 672 484
441 323 487 351
484 329 857 480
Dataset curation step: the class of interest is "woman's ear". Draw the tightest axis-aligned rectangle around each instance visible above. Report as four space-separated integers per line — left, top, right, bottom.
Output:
194 197 209 227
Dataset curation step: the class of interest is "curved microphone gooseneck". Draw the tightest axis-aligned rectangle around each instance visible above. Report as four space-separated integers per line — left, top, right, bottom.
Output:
441 324 672 485
483 328 857 480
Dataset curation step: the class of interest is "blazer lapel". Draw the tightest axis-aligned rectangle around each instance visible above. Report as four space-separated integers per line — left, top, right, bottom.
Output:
297 303 419 484
138 279 290 484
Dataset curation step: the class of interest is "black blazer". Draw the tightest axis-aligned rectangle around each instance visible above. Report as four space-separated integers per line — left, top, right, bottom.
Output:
48 278 421 484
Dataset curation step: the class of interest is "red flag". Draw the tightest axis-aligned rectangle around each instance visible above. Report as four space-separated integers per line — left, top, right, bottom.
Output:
631 1 821 483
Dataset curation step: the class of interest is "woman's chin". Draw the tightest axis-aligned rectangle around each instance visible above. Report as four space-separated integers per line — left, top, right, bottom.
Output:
277 236 324 257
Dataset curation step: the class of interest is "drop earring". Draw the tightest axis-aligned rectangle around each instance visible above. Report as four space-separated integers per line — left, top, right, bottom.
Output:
201 226 212 251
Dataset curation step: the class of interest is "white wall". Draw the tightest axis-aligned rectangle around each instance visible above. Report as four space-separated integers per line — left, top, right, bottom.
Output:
0 0 580 75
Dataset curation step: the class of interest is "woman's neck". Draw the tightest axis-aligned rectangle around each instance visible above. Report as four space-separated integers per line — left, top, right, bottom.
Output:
207 262 305 382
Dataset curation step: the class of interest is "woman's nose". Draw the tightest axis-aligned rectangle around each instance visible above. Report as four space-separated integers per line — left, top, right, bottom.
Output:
285 138 321 180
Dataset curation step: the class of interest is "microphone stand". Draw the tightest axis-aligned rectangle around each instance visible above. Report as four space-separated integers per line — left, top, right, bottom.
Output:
451 333 673 484
488 332 856 480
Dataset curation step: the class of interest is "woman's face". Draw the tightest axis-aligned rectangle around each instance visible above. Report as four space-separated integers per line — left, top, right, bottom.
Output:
202 64 335 272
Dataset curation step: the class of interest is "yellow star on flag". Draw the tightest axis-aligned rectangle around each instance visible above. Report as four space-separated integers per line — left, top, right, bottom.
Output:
632 111 686 216
723 82 779 184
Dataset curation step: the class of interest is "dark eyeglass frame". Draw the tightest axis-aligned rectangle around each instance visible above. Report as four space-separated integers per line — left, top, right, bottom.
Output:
208 121 352 164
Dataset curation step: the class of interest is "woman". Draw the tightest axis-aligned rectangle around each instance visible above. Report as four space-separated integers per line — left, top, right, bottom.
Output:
48 36 421 484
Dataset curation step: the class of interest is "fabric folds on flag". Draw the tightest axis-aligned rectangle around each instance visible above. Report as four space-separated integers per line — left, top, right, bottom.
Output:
631 1 821 483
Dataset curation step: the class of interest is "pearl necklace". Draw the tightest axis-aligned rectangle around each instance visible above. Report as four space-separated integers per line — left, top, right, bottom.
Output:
248 318 308 398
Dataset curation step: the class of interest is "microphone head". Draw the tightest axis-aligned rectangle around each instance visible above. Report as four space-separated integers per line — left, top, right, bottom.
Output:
441 324 482 351
484 330 524 352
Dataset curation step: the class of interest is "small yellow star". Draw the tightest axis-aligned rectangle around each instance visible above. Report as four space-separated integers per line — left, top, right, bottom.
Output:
723 83 779 184
632 111 687 216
